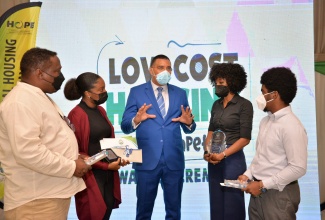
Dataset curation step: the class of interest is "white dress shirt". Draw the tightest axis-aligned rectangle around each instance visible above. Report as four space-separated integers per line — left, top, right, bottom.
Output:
244 106 307 191
132 81 169 129
131 81 192 129
0 82 86 211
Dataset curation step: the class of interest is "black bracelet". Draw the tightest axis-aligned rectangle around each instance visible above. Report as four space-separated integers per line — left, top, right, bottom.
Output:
204 151 209 155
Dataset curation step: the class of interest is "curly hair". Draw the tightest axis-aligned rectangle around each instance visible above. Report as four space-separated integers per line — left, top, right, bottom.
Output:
20 47 57 76
64 72 101 100
261 67 297 104
208 63 247 94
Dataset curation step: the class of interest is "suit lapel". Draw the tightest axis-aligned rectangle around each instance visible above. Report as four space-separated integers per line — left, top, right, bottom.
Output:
165 84 175 120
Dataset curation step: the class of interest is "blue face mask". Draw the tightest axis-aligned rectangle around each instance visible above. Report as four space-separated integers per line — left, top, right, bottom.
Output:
156 70 171 85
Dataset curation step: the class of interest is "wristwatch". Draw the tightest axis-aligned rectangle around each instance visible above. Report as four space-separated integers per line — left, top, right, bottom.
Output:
260 187 267 193
204 151 209 155
259 181 267 193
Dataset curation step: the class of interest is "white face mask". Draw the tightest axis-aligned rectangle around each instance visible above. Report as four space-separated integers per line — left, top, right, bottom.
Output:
156 70 171 85
255 91 275 111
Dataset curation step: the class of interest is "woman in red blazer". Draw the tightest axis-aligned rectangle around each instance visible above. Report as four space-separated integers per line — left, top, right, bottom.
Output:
64 72 128 220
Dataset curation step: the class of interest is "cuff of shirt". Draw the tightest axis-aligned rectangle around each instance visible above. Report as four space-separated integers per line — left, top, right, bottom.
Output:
243 170 253 180
132 117 141 129
262 177 274 190
186 123 193 130
69 159 77 178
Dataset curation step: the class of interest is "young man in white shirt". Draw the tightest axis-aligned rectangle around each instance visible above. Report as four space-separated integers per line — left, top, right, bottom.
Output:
238 67 308 220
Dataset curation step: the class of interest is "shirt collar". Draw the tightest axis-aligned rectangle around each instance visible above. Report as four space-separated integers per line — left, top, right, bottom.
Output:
151 80 168 92
267 105 292 120
218 94 240 104
18 81 47 97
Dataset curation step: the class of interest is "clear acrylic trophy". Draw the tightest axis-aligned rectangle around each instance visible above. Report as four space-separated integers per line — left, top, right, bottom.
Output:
85 149 119 165
207 129 226 154
220 179 248 189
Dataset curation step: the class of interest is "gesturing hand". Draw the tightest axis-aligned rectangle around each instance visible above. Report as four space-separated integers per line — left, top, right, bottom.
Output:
172 105 194 126
134 103 156 125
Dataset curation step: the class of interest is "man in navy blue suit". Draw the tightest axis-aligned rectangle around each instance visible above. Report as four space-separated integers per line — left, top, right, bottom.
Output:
121 54 196 220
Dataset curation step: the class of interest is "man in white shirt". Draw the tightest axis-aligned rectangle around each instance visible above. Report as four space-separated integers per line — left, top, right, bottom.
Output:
0 47 90 219
238 67 308 220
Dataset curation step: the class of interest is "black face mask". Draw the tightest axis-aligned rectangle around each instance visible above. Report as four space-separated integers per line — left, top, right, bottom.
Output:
215 85 229 98
42 71 65 91
90 91 108 105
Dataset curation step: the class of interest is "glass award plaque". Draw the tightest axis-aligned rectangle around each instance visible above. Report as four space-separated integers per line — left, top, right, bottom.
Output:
207 129 226 154
85 149 119 165
85 150 108 165
220 179 248 189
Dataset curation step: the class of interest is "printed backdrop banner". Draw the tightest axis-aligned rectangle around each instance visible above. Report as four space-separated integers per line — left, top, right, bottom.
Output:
0 2 42 102
32 1 318 219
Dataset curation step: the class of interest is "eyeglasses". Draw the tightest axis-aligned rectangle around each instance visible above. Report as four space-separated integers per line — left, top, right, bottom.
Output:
60 115 76 132
153 66 173 72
